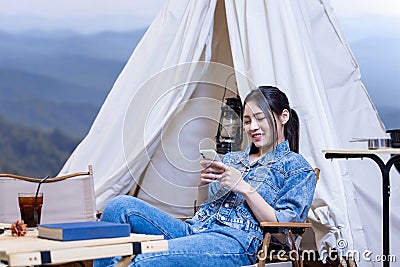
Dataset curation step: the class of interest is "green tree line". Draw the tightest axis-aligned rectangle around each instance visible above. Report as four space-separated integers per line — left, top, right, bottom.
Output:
0 116 79 177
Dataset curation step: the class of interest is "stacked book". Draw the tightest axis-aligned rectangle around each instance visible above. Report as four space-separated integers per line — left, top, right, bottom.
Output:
38 221 131 241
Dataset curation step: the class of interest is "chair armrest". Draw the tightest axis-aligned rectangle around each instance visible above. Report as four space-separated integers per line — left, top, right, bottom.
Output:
259 222 312 235
260 222 312 228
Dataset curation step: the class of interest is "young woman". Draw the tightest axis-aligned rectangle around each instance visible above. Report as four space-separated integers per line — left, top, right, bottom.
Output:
94 86 316 267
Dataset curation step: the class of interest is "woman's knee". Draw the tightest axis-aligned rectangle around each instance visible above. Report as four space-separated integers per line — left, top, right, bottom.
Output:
107 195 133 208
101 195 136 222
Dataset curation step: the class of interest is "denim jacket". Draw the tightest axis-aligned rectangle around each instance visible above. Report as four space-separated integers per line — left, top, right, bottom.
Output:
189 140 316 251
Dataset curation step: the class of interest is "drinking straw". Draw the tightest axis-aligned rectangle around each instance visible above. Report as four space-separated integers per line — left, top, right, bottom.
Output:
33 175 50 226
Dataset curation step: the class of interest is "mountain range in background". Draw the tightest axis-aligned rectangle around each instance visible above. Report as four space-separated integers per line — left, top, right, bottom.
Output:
0 29 146 175
0 29 146 138
0 18 399 175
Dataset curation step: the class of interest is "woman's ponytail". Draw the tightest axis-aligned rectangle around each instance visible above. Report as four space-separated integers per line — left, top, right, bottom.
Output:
285 108 299 153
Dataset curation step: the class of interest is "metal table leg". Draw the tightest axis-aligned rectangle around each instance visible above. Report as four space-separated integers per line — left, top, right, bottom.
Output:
325 153 400 267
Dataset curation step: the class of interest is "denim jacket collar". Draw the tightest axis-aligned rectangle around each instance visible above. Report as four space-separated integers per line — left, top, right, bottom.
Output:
231 140 291 167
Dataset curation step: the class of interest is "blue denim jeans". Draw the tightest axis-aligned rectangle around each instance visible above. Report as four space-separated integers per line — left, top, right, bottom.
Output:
93 196 257 267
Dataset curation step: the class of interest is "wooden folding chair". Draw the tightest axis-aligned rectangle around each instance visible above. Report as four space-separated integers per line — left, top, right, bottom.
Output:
0 165 97 224
257 168 320 267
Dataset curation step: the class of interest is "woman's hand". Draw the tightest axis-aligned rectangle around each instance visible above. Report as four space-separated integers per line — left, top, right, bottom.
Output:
199 160 249 194
198 159 225 186
221 165 250 194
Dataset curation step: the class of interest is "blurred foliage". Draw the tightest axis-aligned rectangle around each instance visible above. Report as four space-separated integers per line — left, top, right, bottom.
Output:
0 116 79 177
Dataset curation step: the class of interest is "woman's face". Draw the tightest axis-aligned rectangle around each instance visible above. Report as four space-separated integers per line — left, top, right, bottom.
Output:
243 101 288 153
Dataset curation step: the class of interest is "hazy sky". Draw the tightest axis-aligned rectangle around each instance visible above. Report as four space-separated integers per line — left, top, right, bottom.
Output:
0 1 166 17
0 0 166 32
332 0 400 17
0 0 399 17
0 0 399 33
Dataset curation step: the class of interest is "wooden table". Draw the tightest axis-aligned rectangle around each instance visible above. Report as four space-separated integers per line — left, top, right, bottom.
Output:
0 229 167 266
323 148 400 267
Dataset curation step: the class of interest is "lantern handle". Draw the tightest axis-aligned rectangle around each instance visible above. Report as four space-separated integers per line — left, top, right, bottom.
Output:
221 73 237 108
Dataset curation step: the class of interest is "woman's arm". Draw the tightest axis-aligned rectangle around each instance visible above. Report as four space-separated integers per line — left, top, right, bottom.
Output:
201 160 316 223
241 184 278 222
203 160 278 222
225 164 316 223
196 159 224 206
221 166 278 222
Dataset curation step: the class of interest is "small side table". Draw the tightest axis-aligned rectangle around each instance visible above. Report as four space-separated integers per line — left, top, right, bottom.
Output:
323 148 400 267
0 231 167 266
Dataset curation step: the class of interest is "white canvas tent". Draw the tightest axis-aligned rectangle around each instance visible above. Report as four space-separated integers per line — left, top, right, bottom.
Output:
59 0 400 265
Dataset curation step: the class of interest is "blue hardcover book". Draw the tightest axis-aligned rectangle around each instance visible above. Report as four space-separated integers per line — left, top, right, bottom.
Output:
38 221 131 241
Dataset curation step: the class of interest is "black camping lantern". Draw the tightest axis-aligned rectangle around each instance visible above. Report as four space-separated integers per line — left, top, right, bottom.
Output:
215 97 243 154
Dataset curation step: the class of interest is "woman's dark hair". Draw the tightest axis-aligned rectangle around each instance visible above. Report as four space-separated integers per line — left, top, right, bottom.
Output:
244 85 299 153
